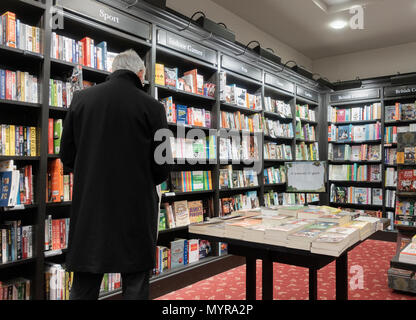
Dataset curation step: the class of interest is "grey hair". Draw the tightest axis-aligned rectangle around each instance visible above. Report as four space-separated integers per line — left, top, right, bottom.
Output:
112 49 146 74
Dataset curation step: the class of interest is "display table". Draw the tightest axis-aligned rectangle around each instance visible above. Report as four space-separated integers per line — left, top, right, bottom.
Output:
188 232 367 301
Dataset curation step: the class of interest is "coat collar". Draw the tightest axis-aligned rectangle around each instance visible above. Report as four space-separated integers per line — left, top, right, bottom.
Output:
107 69 145 90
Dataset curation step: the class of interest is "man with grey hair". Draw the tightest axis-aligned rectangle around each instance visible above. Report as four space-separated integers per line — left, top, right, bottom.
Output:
60 49 171 300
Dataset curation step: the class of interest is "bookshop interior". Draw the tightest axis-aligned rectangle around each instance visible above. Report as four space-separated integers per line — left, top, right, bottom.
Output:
2 0 416 302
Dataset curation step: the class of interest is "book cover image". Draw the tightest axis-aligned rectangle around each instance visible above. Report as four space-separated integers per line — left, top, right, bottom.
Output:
397 132 416 164
337 125 350 142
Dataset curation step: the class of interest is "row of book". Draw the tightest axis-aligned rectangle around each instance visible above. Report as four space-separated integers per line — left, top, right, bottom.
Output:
330 184 383 205
219 166 259 190
153 239 227 276
328 164 382 182
48 119 62 155
385 147 397 165
223 84 261 110
264 98 292 117
219 136 259 162
0 278 31 300
155 64 216 98
328 144 382 162
385 102 416 122
0 124 38 157
385 167 397 187
170 137 216 161
327 103 381 123
160 200 206 229
386 189 396 209
51 33 118 72
160 97 212 128
0 161 34 207
295 122 316 141
264 191 320 207
1 221 33 264
0 69 39 103
100 273 121 294
264 143 292 161
328 122 382 142
264 166 286 185
296 104 316 121
295 142 319 161
263 119 294 138
385 126 416 144
170 171 212 193
46 159 73 203
396 200 416 217
45 263 73 300
44 217 70 252
49 79 74 108
1 11 41 54
221 111 262 133
219 191 259 216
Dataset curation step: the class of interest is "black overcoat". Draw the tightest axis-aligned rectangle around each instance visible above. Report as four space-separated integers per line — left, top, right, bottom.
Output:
60 69 171 273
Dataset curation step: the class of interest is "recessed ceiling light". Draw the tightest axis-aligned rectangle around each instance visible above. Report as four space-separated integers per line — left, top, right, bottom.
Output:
330 20 347 29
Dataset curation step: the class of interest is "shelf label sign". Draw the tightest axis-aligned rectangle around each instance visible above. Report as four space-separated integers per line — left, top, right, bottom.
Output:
157 29 217 64
384 85 416 97
330 88 380 102
221 55 262 82
296 86 319 102
265 73 294 94
286 161 326 193
57 0 151 40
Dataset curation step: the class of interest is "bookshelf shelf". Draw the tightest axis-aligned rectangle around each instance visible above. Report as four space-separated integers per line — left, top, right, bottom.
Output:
264 135 294 142
44 249 67 258
264 84 294 98
47 154 60 159
220 102 262 114
397 163 416 166
1 204 37 212
49 106 69 113
45 201 72 207
219 186 261 192
264 183 286 188
168 122 212 132
329 140 382 145
296 96 319 106
156 84 216 102
328 119 379 125
296 139 317 143
264 159 288 163
385 119 416 126
156 46 218 71
298 118 318 125
396 192 416 197
158 226 188 234
0 257 36 270
0 44 44 60
0 99 41 109
329 202 383 209
329 160 382 164
263 111 293 121
0 156 40 161
162 190 214 198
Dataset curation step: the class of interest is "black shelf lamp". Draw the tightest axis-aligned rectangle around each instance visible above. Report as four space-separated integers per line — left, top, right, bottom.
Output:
332 77 363 91
391 73 416 86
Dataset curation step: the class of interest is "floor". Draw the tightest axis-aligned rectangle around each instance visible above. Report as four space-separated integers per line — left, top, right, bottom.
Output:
157 240 416 300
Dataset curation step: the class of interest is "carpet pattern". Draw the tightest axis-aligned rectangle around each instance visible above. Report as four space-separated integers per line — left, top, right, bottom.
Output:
156 240 416 300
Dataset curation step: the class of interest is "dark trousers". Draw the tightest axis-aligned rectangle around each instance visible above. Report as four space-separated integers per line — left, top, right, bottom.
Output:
69 270 150 300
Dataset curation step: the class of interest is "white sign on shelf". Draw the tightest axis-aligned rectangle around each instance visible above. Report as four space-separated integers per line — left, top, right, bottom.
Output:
286 161 326 193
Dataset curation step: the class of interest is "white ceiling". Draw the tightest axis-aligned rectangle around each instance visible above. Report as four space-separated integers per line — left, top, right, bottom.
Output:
210 0 416 60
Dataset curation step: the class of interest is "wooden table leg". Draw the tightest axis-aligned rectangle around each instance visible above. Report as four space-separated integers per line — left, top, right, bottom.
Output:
262 258 273 300
246 257 256 300
309 267 318 301
336 252 348 300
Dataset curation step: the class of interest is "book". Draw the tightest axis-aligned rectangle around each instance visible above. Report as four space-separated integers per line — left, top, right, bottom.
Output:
187 239 199 264
188 200 204 224
155 63 165 86
173 200 190 227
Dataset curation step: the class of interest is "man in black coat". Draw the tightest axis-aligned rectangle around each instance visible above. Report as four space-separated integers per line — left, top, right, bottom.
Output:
60 49 171 300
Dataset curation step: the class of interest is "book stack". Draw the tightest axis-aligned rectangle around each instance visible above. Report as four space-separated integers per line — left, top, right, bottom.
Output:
44 263 73 300
219 136 259 161
0 161 34 207
264 166 286 185
1 220 33 263
345 220 374 241
263 119 294 138
0 125 38 156
170 171 213 192
328 164 382 182
155 64 215 98
328 122 381 142
223 84 261 110
398 237 416 265
219 166 259 189
264 98 292 117
220 191 260 216
330 184 382 205
328 103 381 123
170 136 216 161
264 143 293 161
385 102 416 122
51 33 119 72
0 278 31 300
160 96 212 128
295 121 316 141
295 142 319 161
0 69 39 103
225 218 263 240
221 110 262 133
398 169 416 192
264 219 315 246
286 221 339 250
1 11 41 54
100 274 121 294
385 167 397 187
329 144 381 162
47 159 74 203
44 216 70 252
296 104 316 121
49 79 73 108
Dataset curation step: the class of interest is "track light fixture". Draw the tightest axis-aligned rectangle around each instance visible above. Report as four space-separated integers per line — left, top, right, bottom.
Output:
332 77 363 91
391 73 416 86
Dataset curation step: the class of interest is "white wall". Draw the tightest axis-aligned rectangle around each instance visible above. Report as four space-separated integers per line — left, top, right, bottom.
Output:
166 0 313 70
313 41 416 82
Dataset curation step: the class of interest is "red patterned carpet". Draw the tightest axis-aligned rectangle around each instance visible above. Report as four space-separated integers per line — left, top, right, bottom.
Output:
156 240 416 300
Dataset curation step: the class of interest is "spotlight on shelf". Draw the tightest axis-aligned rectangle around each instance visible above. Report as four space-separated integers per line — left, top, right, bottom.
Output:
333 79 363 91
252 46 281 65
317 77 335 90
290 65 314 80
391 74 416 86
195 17 236 43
